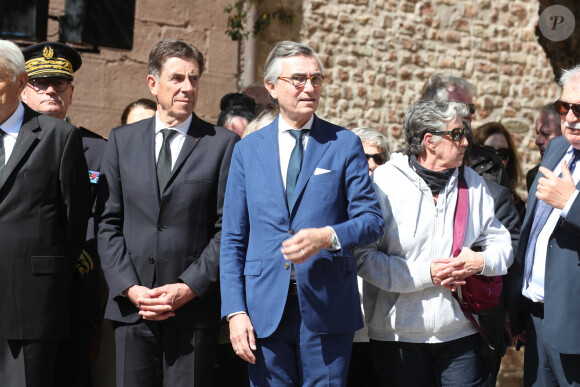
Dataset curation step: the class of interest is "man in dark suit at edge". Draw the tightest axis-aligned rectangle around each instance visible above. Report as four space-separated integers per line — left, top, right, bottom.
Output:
96 38 238 386
0 39 91 386
508 65 580 386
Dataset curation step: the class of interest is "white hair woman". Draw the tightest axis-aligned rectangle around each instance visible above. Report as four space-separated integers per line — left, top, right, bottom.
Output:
357 98 513 386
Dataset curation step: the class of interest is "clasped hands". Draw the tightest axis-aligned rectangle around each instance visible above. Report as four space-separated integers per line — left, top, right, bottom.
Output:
126 283 197 321
431 247 484 291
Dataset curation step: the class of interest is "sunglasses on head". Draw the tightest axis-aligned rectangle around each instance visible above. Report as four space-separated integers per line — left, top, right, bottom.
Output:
554 100 580 118
483 145 511 161
429 127 466 142
365 153 386 165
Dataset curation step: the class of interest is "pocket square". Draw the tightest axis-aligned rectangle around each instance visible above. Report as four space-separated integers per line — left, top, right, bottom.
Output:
314 168 331 175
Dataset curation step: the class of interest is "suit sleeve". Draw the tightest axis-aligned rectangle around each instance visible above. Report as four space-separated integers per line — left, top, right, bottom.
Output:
330 135 385 250
220 143 250 317
96 129 140 298
61 127 92 264
178 133 239 298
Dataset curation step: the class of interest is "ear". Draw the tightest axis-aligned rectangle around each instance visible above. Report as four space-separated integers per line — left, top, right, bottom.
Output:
423 132 434 149
16 72 28 94
69 84 74 106
264 80 278 100
147 74 158 97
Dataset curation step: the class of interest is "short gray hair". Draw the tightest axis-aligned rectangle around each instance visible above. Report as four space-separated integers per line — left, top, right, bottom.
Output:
263 41 324 85
559 65 580 89
420 73 473 101
0 40 26 81
351 127 391 161
404 99 467 155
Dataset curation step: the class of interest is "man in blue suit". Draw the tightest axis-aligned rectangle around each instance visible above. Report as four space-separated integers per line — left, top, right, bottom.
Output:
220 41 385 386
508 65 580 386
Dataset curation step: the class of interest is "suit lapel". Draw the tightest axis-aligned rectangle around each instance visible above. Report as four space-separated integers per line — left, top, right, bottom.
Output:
526 137 571 225
138 119 160 203
0 106 39 190
291 115 331 212
254 118 287 206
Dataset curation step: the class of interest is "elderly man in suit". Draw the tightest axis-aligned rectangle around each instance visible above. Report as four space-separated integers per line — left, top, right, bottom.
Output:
0 39 91 386
508 64 580 386
220 41 385 386
96 38 238 386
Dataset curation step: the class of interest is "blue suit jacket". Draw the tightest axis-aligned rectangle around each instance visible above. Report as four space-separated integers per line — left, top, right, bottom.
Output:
220 115 385 338
508 136 580 354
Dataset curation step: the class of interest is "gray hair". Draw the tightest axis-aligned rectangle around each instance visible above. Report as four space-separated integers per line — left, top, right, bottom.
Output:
148 38 204 79
559 65 580 88
242 109 278 138
404 99 467 155
263 41 324 85
420 73 473 101
351 127 391 161
0 40 26 81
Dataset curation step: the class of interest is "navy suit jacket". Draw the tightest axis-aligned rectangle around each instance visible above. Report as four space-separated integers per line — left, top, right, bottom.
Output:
220 115 385 338
508 136 580 354
97 114 238 327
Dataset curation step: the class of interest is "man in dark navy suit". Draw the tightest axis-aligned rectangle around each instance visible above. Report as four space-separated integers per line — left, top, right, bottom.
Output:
97 38 238 387
508 65 580 386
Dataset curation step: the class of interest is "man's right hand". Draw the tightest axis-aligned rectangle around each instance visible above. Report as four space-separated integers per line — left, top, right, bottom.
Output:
125 285 152 308
229 313 257 364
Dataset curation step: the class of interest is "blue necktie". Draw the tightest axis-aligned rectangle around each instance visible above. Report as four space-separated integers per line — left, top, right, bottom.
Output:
157 129 177 195
524 148 580 283
286 129 307 209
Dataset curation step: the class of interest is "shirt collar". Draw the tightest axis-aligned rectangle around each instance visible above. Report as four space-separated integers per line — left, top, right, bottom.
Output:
277 114 314 134
154 113 193 136
0 102 25 135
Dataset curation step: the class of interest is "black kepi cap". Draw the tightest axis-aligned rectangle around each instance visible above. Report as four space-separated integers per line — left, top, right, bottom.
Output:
22 41 82 80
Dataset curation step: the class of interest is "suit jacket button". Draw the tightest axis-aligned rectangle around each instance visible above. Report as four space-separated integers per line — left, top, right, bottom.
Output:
148 257 155 264
157 225 164 231
289 229 295 235
284 262 290 270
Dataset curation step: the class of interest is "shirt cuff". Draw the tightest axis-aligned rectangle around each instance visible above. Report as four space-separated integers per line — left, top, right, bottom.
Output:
325 226 341 252
561 189 579 217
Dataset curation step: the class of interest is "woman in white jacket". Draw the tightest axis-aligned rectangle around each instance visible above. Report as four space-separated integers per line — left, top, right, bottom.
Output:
357 99 513 386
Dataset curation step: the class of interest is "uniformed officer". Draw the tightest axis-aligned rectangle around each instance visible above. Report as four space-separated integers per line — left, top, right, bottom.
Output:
21 41 107 387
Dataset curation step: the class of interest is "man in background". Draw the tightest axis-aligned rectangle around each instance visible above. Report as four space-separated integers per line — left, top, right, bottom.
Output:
21 40 107 387
526 104 562 190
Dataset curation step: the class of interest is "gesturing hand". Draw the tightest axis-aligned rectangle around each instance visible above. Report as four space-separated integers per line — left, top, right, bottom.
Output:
536 161 577 210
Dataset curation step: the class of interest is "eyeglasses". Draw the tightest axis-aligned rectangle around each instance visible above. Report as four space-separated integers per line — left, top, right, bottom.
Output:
27 78 71 93
467 104 476 115
554 100 580 118
365 153 386 165
278 74 325 88
428 127 466 142
483 145 511 161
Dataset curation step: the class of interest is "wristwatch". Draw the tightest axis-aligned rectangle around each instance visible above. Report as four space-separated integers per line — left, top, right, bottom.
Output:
328 228 340 251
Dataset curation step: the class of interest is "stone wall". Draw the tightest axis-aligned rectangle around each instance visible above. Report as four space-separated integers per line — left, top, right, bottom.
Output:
279 0 559 197
47 0 239 137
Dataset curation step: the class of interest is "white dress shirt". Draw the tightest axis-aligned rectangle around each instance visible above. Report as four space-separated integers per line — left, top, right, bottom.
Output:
0 102 24 162
523 146 580 302
154 113 192 168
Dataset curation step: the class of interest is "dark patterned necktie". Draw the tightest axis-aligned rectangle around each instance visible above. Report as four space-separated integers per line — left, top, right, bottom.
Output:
286 129 307 209
0 129 6 178
157 129 177 195
524 148 580 283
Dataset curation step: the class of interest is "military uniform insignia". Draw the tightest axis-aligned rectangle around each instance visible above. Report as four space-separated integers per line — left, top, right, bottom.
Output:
89 170 100 184
43 45 54 60
76 250 95 277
